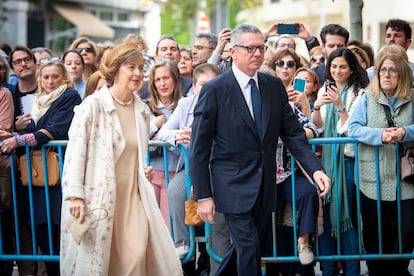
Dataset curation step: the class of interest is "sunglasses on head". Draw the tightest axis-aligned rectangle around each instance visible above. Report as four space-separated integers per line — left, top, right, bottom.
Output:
39 56 61 65
275 60 296 68
311 55 324 62
74 47 94 53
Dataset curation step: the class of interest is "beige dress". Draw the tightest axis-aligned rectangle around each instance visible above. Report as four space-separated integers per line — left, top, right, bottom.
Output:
108 100 149 275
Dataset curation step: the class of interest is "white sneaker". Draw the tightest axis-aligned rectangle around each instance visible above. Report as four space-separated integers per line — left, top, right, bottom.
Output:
175 244 189 259
298 243 314 265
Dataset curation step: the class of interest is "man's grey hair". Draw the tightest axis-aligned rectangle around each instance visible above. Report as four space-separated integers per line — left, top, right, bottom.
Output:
230 24 265 45
195 33 218 49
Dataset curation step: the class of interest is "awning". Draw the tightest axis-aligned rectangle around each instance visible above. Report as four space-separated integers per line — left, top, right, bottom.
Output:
53 3 115 39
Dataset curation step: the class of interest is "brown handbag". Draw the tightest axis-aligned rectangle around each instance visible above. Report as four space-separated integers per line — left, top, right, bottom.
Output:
19 129 60 187
184 189 203 226
400 148 414 183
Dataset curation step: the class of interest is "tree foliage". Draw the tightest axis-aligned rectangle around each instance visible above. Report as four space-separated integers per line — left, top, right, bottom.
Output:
160 0 263 46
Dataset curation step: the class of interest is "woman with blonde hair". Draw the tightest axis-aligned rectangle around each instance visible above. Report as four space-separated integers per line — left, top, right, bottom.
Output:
69 37 98 81
349 52 414 276
1 59 82 275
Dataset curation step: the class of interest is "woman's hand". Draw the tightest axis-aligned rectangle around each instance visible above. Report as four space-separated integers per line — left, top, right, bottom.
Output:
382 127 406 144
144 166 154 181
175 127 192 145
313 91 333 110
152 114 166 129
0 130 12 140
69 198 87 224
1 136 17 155
325 85 342 107
287 86 311 116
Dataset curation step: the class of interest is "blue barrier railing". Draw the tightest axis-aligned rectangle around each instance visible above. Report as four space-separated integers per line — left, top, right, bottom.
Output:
0 137 413 268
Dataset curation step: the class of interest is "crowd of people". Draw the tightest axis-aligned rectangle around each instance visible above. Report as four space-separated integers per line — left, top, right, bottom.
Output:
0 16 413 276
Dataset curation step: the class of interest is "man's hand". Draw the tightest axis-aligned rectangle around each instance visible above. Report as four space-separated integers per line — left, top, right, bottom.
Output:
15 113 31 131
214 28 231 54
313 170 331 197
197 198 216 224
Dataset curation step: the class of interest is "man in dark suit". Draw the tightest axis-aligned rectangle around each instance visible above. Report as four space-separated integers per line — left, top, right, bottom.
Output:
190 24 330 276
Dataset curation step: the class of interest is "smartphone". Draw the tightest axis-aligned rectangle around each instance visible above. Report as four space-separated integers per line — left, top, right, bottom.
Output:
293 77 306 93
325 80 337 92
277 23 299 35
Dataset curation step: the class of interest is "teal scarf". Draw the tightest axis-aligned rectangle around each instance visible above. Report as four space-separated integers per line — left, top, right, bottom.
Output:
321 84 353 237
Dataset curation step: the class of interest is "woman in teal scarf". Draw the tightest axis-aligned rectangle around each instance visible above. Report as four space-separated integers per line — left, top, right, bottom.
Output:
312 48 369 276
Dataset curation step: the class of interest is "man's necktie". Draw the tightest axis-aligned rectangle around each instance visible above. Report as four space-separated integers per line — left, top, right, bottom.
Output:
249 79 262 138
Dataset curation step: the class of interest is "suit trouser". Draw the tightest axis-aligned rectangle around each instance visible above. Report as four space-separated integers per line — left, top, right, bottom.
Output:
216 184 271 276
167 169 231 275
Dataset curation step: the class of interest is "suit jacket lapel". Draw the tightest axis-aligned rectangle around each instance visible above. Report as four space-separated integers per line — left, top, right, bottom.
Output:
258 73 271 139
226 71 259 138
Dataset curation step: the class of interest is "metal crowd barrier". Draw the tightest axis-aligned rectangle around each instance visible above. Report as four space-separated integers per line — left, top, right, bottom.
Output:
0 138 413 269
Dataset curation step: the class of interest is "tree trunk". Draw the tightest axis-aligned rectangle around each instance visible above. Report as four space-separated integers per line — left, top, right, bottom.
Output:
349 0 364 40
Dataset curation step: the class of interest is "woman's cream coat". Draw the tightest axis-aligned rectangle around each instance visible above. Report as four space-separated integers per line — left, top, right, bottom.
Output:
60 86 182 275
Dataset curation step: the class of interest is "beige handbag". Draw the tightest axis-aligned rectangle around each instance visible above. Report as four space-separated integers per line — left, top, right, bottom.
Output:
67 208 108 245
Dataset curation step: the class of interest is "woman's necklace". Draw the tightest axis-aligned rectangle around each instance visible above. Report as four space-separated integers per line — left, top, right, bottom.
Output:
110 89 133 106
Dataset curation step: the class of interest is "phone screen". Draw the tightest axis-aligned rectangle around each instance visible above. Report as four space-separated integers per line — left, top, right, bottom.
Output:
293 77 306 93
277 24 299 35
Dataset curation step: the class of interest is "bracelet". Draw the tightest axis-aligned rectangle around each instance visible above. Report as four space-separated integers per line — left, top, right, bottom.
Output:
313 106 321 111
337 106 346 113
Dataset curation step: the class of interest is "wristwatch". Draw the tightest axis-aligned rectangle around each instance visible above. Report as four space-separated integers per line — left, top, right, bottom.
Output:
337 106 346 113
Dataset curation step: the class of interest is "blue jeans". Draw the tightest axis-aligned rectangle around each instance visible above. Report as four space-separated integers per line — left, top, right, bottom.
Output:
319 158 360 276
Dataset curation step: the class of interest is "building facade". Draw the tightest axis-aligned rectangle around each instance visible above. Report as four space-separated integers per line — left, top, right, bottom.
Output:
0 0 163 54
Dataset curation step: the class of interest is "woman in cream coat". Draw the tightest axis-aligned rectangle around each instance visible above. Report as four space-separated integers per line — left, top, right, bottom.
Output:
60 43 182 275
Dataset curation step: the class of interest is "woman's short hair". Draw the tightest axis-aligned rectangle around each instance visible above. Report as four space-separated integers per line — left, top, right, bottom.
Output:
100 42 143 87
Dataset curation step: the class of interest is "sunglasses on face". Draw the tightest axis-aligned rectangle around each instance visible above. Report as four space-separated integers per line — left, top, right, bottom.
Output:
275 60 296 68
311 55 324 62
74 47 94 54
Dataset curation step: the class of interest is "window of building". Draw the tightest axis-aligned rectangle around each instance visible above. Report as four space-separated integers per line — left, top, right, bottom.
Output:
118 13 129 22
100 11 113 21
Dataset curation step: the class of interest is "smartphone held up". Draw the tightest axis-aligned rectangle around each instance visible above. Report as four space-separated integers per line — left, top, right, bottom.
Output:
277 23 300 35
293 77 306 93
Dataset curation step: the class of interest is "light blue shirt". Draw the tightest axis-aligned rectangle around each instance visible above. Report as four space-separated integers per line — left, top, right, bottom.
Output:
76 81 86 100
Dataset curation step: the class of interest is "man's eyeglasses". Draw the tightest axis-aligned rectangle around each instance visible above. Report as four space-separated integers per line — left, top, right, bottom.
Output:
234 44 267 54
74 47 94 54
277 43 295 49
275 60 296 68
379 67 398 76
39 56 61 65
311 55 324 63
193 45 214 51
12 56 33 66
